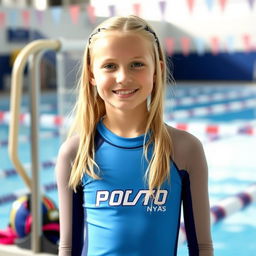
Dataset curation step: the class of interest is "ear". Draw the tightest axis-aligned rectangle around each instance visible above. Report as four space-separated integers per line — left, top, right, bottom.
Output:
154 60 164 82
159 60 164 72
89 69 96 86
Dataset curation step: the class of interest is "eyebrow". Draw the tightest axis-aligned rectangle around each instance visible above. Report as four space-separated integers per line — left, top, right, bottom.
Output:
99 56 147 62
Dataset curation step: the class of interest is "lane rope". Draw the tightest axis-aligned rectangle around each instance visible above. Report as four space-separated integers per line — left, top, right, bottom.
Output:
0 131 60 147
0 159 56 179
166 89 256 107
178 183 256 244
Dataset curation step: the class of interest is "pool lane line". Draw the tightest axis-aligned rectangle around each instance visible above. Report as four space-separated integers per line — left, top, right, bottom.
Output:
1 109 255 135
167 122 256 136
0 130 60 147
0 182 57 205
165 97 256 120
0 111 65 127
1 97 256 127
21 103 57 112
165 89 256 107
178 183 256 245
210 183 256 224
0 159 56 179
1 90 256 125
0 126 243 149
171 85 256 98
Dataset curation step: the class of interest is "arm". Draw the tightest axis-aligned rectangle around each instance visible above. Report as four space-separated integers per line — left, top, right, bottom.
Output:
55 136 82 256
167 126 213 256
184 135 214 256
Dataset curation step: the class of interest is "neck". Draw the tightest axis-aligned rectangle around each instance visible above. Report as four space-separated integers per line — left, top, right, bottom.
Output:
103 108 149 138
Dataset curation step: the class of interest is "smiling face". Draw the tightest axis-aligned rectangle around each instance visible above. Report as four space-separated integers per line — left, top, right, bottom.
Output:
89 31 155 116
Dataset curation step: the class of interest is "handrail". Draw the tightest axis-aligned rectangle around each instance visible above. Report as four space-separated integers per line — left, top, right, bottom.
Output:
8 39 61 191
8 38 84 253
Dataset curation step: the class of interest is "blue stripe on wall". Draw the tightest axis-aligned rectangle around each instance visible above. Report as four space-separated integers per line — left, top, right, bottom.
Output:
169 51 256 81
0 55 12 90
1 50 255 91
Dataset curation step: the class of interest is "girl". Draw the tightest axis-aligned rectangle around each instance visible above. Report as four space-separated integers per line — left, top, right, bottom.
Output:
56 15 214 256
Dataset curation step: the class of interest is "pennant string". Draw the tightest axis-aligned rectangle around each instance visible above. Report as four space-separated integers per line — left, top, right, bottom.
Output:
86 4 96 24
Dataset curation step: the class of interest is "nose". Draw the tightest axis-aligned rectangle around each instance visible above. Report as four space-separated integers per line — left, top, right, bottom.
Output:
116 68 132 85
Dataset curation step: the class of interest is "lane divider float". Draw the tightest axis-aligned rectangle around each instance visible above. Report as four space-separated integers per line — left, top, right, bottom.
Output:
178 183 256 244
165 89 256 107
0 131 60 147
165 98 256 120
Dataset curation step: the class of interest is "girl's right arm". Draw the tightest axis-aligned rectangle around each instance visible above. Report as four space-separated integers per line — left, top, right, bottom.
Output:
55 136 79 256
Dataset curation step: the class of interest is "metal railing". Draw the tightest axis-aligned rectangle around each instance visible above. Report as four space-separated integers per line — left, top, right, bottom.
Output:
8 38 84 254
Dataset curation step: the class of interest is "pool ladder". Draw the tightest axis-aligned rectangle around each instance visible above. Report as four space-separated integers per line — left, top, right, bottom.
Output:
8 38 84 254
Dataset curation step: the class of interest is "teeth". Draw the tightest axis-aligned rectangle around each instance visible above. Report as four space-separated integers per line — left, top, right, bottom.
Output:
114 89 137 95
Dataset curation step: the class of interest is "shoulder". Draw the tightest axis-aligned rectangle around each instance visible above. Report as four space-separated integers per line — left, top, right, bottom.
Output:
58 134 80 163
55 135 80 183
165 124 205 171
166 124 203 151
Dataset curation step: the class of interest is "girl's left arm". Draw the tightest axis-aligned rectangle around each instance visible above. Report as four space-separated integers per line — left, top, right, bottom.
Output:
185 135 214 256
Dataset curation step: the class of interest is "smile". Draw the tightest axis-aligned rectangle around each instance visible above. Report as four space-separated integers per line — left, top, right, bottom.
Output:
112 89 139 95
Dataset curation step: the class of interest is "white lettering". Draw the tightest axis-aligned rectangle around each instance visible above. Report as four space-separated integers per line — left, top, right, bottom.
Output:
123 190 134 206
146 205 166 212
95 189 168 208
142 190 154 205
96 191 109 206
133 190 150 205
154 190 168 205
109 190 124 206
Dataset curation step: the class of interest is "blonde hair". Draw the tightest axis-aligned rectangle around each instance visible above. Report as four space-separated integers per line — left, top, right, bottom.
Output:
68 15 173 194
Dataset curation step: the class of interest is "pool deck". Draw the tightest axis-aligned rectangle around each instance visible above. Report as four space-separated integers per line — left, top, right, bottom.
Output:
0 244 56 256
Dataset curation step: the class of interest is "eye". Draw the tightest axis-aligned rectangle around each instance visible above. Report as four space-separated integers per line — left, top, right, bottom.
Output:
103 63 117 70
130 62 144 68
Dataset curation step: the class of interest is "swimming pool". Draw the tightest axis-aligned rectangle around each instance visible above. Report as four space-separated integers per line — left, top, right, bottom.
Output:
1 83 256 255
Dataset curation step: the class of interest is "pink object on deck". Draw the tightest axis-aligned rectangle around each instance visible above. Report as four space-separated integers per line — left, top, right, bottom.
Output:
0 225 18 245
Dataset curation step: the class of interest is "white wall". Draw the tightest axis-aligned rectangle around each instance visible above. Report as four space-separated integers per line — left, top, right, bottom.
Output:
0 6 94 54
0 0 255 55
91 0 256 52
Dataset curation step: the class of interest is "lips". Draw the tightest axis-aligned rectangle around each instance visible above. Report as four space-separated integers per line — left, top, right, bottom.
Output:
112 89 139 95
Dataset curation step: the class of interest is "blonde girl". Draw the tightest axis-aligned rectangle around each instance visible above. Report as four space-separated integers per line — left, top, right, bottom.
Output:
56 15 213 256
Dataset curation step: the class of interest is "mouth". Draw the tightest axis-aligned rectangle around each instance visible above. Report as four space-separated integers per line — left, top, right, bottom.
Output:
112 89 139 95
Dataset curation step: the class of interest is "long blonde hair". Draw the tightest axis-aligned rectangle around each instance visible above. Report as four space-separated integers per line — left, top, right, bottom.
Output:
68 15 173 193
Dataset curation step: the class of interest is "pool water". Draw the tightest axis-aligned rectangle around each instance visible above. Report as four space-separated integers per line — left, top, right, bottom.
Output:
1 84 256 256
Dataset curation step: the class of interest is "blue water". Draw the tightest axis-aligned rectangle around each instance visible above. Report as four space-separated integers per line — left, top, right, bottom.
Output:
1 84 256 256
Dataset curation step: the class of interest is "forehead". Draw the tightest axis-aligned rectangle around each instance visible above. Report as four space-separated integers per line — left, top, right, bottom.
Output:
90 31 154 61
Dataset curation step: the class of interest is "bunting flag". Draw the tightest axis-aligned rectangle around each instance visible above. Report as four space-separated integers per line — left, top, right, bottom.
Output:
219 0 228 12
86 4 96 24
35 10 44 25
0 12 6 28
108 5 116 17
205 0 214 11
69 5 80 24
51 7 62 24
180 37 191 56
210 36 220 55
194 37 205 55
22 10 30 28
225 35 235 53
159 1 167 20
133 3 141 17
186 0 195 14
248 0 255 10
9 9 18 27
165 37 175 56
242 34 252 52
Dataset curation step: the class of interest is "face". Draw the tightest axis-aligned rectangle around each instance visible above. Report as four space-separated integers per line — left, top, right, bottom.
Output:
90 31 155 114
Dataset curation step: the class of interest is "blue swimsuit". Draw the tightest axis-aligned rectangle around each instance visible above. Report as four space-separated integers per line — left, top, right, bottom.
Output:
74 120 199 256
